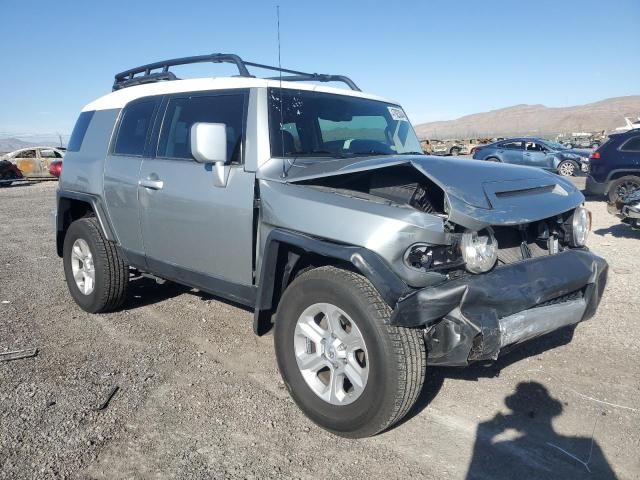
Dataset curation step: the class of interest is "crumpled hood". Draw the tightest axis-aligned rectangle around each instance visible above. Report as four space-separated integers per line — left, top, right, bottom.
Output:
257 155 585 229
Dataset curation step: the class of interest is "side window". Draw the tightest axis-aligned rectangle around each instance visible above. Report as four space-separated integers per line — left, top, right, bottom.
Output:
67 111 94 152
525 142 543 151
620 136 640 152
40 149 60 158
500 141 523 150
18 149 37 158
158 93 245 162
113 100 156 156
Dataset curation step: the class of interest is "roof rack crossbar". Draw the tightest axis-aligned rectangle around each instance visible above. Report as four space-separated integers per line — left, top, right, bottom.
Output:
112 53 360 91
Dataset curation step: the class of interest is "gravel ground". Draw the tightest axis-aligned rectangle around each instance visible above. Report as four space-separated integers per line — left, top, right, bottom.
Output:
0 180 638 480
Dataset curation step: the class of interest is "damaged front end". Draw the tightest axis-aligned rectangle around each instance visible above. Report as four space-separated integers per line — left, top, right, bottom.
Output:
392 249 607 366
258 154 608 366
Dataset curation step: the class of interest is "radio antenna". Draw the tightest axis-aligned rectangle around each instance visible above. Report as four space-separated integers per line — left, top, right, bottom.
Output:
277 5 287 178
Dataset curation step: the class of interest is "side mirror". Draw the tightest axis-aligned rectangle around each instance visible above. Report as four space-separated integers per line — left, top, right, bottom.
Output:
190 122 230 187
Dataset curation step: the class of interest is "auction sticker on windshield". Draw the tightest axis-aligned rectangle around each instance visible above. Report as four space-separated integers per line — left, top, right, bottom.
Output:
388 106 408 121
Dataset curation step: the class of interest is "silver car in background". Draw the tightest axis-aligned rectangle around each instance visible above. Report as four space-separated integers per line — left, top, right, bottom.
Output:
472 137 590 176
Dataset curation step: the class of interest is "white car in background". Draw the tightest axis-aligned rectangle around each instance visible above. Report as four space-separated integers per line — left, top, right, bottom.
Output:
0 146 65 179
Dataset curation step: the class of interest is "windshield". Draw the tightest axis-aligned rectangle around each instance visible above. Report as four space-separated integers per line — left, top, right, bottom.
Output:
268 88 423 158
541 140 568 150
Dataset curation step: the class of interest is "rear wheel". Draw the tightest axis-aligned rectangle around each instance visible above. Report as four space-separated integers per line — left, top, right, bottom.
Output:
557 160 577 177
486 156 501 162
63 217 129 313
274 266 426 438
608 175 640 203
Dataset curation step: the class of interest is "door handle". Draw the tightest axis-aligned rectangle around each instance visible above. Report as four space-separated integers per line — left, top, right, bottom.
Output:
138 178 164 190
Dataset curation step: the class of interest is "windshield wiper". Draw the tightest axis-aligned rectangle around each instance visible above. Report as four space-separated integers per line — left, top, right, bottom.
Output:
289 150 348 158
348 151 393 156
397 151 424 155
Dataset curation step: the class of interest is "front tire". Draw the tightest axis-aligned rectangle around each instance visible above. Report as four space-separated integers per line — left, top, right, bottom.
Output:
274 266 426 438
63 217 129 313
557 160 577 176
450 147 460 156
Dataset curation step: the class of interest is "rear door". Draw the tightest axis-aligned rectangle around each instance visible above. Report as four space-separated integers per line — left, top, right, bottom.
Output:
618 134 640 171
39 148 63 176
138 90 256 296
103 97 161 261
497 141 524 164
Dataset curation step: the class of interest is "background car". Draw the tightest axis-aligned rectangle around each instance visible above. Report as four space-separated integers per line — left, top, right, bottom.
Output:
0 146 65 179
586 128 640 202
472 137 590 176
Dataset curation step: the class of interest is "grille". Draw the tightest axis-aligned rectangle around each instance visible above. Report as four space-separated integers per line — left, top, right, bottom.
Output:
493 226 550 265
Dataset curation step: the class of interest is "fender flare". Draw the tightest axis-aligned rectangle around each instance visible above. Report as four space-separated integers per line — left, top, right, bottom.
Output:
253 229 410 335
56 189 117 256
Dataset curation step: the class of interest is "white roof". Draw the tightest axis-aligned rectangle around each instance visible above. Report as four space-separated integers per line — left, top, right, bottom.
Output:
83 77 397 112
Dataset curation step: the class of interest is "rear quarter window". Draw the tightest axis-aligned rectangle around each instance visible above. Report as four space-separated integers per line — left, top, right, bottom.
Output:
619 136 640 152
67 111 95 152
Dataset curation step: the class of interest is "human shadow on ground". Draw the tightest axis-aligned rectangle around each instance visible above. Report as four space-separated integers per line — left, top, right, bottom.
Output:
464 381 618 479
396 325 577 429
594 224 640 239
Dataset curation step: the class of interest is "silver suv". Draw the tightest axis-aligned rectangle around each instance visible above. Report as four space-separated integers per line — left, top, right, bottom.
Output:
55 54 608 438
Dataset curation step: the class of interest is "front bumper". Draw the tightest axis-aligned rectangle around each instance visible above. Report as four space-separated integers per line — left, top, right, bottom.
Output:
391 249 608 366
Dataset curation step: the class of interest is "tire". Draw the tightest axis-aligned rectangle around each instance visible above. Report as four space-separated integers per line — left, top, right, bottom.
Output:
608 175 640 203
63 217 128 313
557 160 577 177
274 266 426 438
486 156 501 162
450 147 460 156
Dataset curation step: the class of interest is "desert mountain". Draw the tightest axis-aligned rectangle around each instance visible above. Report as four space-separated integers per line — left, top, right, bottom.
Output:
413 95 640 139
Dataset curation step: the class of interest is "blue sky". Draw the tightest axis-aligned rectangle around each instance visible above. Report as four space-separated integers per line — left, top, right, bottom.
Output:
0 0 638 138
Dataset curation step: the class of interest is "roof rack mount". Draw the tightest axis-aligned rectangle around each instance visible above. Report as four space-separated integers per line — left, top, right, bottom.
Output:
112 53 361 92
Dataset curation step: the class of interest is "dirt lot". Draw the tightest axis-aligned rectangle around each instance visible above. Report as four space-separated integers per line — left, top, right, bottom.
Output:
1 180 638 480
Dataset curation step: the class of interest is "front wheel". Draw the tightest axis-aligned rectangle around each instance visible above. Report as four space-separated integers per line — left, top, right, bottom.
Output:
274 266 426 438
450 147 460 156
557 160 577 176
63 217 129 313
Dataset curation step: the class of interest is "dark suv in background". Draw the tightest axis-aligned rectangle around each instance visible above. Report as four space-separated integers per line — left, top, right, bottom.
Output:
586 129 640 202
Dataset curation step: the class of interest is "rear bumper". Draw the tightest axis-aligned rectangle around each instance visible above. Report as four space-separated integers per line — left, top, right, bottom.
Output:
585 175 608 195
390 249 608 366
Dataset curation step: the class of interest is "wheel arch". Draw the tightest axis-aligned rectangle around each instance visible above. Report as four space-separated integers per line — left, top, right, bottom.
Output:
253 229 410 336
56 190 116 257
604 170 640 193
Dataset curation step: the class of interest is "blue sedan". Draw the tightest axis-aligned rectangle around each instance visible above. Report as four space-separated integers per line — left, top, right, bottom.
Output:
472 137 590 176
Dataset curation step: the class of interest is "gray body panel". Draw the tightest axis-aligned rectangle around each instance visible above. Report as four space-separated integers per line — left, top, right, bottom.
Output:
138 159 255 285
103 153 145 256
258 179 447 288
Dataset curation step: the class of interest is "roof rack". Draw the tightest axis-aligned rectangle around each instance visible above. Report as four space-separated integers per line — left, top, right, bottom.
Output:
112 53 361 92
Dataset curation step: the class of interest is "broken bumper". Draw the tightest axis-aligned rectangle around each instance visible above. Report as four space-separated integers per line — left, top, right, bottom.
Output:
391 249 608 366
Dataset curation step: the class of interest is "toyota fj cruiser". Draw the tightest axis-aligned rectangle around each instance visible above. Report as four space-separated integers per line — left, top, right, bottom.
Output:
56 54 608 438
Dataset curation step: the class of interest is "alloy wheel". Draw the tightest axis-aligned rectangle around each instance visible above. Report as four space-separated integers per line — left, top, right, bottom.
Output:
70 238 95 295
293 302 369 405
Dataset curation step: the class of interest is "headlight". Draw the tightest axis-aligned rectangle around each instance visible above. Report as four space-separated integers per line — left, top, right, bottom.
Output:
461 228 498 273
569 206 591 246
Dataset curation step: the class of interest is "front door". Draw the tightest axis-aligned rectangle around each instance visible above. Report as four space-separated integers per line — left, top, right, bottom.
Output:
523 141 551 168
138 91 256 296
